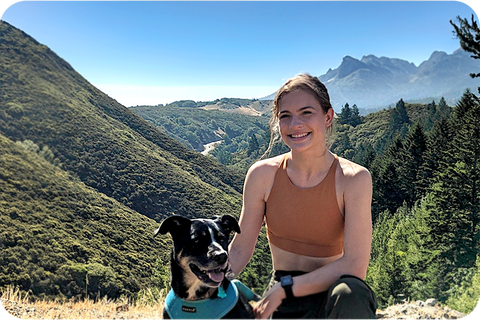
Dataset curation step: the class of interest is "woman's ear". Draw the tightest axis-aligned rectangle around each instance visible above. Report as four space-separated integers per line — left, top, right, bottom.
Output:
325 108 334 128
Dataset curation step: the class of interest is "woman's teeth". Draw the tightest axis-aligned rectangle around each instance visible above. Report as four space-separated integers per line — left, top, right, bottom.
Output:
291 133 309 138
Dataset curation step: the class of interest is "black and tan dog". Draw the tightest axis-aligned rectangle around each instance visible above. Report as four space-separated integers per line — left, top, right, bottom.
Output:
154 215 256 319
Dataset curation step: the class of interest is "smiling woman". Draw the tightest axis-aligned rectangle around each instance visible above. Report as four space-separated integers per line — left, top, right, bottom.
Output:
228 73 377 319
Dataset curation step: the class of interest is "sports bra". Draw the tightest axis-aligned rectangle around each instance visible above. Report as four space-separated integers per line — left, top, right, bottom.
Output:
265 154 344 257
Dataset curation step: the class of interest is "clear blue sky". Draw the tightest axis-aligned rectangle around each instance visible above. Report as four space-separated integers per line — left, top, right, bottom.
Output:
1 1 479 107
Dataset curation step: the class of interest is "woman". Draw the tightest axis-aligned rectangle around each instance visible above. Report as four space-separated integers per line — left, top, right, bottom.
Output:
228 73 377 319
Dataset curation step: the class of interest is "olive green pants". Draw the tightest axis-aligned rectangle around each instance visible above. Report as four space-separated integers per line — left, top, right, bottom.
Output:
266 271 377 319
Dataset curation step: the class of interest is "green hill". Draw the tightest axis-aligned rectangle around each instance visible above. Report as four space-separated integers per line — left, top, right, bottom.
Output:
0 20 243 222
0 133 168 299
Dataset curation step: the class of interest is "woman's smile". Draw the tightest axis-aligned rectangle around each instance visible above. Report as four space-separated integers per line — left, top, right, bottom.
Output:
288 132 311 140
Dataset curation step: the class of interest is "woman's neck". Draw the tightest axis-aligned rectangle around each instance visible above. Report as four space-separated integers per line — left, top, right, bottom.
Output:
288 149 334 180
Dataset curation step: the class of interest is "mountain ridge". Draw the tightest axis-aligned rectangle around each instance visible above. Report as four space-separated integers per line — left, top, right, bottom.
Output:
261 49 480 113
321 48 480 111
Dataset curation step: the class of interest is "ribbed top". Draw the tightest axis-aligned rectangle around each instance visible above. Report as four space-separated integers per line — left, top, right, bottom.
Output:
265 154 344 257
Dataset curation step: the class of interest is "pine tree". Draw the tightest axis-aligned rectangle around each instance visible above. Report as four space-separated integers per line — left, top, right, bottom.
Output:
403 123 428 202
351 104 362 127
418 117 454 196
437 97 452 120
372 155 404 217
450 15 480 80
339 103 352 125
428 90 480 285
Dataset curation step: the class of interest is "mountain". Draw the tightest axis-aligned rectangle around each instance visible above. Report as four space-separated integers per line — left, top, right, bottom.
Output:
0 20 244 223
261 49 480 113
319 49 480 111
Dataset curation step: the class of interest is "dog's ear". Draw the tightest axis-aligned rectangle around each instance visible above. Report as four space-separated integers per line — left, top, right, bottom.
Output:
217 215 241 235
154 216 191 237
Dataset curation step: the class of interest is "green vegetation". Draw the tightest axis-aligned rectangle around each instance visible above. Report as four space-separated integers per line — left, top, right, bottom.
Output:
131 105 270 154
0 20 243 223
0 133 170 300
365 90 479 312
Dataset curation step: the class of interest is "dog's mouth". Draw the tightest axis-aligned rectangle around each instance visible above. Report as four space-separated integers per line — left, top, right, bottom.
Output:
189 262 228 286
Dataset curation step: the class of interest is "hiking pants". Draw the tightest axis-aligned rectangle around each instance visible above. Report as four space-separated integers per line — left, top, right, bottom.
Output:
266 270 378 319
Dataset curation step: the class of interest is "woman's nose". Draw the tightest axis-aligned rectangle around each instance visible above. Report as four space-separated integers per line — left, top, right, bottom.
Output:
290 115 303 127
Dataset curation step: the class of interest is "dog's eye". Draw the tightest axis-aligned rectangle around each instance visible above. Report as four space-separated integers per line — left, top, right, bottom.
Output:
217 233 228 243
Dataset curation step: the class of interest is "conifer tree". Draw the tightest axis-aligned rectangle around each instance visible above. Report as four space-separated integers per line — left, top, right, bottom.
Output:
418 117 454 196
403 123 428 202
339 103 352 125
450 15 480 80
427 90 480 292
437 97 452 120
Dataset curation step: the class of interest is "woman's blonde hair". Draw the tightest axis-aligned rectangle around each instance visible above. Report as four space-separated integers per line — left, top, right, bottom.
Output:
263 73 335 158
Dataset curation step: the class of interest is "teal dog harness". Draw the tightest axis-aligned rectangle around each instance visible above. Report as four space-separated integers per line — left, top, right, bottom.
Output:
165 280 258 319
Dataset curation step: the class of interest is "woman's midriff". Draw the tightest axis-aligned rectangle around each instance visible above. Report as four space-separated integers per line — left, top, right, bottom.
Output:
269 243 344 272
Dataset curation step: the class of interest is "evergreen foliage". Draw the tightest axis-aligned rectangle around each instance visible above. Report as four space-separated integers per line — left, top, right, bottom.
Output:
367 89 480 311
450 15 480 80
338 103 362 127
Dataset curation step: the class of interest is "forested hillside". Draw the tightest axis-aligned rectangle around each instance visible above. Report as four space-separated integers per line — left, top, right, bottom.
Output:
0 134 169 299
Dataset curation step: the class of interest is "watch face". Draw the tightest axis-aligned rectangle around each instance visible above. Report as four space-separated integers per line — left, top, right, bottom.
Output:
281 275 293 286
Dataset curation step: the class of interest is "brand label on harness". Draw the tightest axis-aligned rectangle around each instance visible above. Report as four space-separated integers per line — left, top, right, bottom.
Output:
181 306 196 313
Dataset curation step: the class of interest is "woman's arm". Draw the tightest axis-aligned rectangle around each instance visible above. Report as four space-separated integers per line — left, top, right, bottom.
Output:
254 166 373 319
228 161 272 276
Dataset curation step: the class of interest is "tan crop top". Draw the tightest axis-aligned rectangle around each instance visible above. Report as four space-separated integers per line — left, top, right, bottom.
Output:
265 154 344 257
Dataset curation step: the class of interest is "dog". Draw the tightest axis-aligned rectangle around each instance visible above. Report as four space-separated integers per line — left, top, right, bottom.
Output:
154 215 256 319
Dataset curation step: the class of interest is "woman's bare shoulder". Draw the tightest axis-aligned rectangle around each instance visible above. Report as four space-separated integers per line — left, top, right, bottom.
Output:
244 153 286 201
247 153 285 178
337 156 372 185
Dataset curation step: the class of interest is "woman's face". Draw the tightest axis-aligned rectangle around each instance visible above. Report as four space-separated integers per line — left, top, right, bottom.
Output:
277 89 333 153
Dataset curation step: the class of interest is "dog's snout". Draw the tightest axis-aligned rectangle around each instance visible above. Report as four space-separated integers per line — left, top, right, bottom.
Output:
212 251 228 264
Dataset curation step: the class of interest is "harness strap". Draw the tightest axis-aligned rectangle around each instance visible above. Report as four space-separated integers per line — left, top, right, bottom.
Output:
165 281 239 319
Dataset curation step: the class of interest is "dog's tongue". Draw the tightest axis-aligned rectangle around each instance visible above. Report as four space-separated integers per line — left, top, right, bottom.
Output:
208 270 225 282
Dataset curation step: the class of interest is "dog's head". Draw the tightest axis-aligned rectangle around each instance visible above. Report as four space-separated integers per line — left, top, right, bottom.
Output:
155 215 240 294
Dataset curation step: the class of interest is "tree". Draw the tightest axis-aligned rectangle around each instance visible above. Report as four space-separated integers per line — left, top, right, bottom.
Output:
450 15 480 80
338 103 362 127
339 103 352 125
403 123 428 202
391 99 410 130
350 104 362 127
247 134 259 156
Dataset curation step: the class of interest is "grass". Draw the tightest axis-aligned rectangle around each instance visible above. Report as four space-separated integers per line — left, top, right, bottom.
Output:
1 286 166 319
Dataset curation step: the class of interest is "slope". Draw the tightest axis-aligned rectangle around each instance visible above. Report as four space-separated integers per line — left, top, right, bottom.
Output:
0 133 168 299
0 20 242 222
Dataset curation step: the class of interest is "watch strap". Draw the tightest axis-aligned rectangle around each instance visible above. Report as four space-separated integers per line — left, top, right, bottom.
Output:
280 275 294 300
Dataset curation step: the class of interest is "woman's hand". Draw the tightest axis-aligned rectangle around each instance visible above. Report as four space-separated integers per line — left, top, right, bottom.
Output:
253 283 285 319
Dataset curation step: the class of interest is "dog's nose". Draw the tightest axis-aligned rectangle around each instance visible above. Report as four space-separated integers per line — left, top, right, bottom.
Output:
212 252 228 265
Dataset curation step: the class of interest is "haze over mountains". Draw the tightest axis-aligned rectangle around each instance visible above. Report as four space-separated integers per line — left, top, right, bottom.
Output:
262 49 480 113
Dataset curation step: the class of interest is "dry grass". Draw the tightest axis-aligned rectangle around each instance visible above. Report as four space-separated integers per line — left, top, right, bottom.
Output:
1 286 166 319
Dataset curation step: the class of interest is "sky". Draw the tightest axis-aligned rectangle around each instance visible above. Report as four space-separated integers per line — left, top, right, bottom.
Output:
1 1 479 107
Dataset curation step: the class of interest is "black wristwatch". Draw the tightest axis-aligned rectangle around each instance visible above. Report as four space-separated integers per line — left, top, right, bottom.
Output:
280 275 294 300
